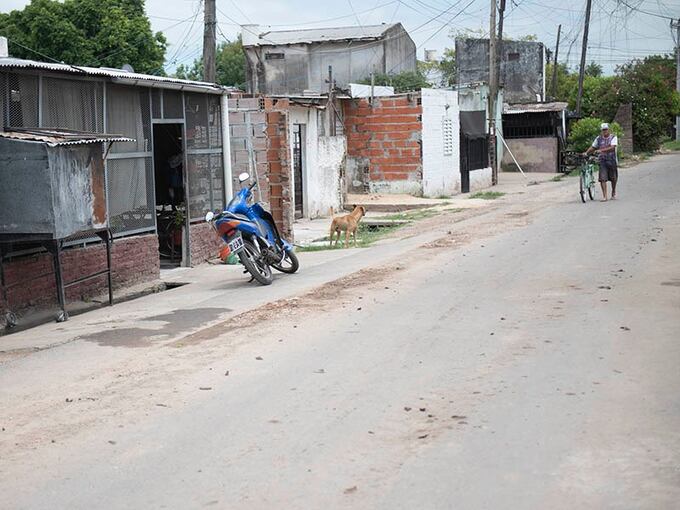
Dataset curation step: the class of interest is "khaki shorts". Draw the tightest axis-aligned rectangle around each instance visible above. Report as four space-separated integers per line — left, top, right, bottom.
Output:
599 160 618 182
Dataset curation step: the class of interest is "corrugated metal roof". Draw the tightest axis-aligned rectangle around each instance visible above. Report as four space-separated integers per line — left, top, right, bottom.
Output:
504 102 568 114
243 24 397 47
0 128 133 147
0 57 225 93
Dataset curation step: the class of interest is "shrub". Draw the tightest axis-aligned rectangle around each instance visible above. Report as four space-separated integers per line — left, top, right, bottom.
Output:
569 118 624 154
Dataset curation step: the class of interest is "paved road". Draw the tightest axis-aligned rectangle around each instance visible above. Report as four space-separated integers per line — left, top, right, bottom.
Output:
1 156 679 509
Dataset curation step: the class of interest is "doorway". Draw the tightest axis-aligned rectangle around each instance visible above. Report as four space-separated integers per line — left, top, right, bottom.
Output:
292 123 304 218
152 123 185 267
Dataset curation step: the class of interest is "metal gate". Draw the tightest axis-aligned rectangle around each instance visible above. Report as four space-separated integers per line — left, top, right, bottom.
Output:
292 123 304 217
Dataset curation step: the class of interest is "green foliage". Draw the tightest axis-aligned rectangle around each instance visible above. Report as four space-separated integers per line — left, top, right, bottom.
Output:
585 61 603 77
469 191 505 200
615 55 680 152
662 139 680 151
570 75 619 121
439 48 457 87
0 0 166 74
174 37 245 87
545 62 577 101
568 117 624 153
359 70 430 93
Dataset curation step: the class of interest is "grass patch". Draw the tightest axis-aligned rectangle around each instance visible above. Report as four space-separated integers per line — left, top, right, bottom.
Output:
375 208 439 222
297 223 402 252
662 139 680 151
551 175 564 182
469 191 505 200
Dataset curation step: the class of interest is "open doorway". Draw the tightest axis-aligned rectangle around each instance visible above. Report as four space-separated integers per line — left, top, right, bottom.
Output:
153 123 185 267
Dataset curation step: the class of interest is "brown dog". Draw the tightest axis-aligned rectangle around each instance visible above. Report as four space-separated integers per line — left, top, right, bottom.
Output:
329 205 366 248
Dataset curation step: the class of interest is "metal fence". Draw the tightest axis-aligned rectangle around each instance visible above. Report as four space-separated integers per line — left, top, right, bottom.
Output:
185 92 224 220
1 70 226 247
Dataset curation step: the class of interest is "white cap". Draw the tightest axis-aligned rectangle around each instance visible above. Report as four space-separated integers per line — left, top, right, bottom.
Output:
601 123 610 130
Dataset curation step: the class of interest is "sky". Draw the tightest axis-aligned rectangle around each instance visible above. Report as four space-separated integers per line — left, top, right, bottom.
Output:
2 0 678 75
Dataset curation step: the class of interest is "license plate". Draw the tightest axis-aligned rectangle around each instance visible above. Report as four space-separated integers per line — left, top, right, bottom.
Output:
227 234 244 254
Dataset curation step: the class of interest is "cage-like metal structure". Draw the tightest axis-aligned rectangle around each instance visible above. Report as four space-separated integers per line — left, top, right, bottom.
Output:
0 60 228 266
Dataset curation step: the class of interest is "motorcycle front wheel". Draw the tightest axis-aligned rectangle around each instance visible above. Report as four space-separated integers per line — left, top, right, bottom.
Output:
239 239 273 285
271 249 299 274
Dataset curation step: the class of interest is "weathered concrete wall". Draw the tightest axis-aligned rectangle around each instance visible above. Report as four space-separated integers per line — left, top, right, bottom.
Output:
288 106 344 218
456 39 545 103
343 94 423 195
501 137 558 173
421 88 461 197
245 25 416 94
0 234 159 321
470 168 493 191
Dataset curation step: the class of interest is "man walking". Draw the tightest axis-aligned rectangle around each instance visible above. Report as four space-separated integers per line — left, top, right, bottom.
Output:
585 123 618 201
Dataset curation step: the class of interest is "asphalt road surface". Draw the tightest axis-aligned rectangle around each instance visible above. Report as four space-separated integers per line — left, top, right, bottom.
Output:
1 155 679 509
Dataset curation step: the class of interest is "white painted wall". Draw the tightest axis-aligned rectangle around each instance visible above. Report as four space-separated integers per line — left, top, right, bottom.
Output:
421 88 460 197
289 106 344 219
470 168 493 191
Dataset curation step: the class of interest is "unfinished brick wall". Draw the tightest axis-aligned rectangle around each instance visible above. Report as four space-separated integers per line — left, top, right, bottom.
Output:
1 233 160 321
227 97 293 242
343 94 423 195
189 222 223 265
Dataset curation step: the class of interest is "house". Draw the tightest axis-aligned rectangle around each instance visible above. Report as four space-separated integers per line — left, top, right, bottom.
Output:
456 38 546 104
242 23 416 95
0 39 243 325
501 102 568 173
342 84 502 197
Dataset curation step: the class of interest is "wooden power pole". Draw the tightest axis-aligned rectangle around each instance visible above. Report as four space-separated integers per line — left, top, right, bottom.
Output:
489 0 498 185
576 0 593 116
551 24 562 100
496 0 506 90
673 19 680 140
202 0 216 83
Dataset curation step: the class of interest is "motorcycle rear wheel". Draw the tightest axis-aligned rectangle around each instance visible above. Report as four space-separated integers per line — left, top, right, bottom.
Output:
239 239 273 285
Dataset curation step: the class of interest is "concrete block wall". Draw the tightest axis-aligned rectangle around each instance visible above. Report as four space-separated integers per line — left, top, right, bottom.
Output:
0 234 160 321
421 88 460 197
225 97 294 242
343 94 423 194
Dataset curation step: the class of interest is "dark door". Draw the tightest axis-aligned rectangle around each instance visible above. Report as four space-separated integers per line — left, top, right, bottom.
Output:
460 132 470 193
292 124 304 218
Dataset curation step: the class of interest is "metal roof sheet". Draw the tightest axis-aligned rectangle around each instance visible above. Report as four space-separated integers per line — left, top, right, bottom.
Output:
0 57 225 93
244 23 397 46
0 128 134 147
503 102 568 114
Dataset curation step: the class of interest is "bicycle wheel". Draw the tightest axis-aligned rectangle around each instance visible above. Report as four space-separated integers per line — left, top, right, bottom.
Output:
579 173 586 203
587 166 596 200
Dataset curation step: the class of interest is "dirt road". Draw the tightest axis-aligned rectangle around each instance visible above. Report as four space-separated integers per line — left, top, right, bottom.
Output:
1 155 679 509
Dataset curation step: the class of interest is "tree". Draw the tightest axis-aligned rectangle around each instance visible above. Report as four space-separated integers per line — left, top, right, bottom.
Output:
569 117 624 153
174 37 245 88
585 61 603 77
0 0 166 74
359 70 430 93
615 55 680 151
545 62 578 102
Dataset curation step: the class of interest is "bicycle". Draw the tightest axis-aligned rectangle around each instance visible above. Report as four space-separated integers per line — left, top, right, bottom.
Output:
576 154 598 203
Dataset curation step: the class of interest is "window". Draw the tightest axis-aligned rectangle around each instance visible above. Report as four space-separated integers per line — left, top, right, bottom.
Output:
507 52 520 61
265 52 285 60
442 117 454 156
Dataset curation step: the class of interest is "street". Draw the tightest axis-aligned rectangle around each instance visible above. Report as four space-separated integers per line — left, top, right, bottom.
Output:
1 155 679 509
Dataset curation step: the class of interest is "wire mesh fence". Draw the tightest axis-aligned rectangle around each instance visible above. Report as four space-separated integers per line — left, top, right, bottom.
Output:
42 77 103 132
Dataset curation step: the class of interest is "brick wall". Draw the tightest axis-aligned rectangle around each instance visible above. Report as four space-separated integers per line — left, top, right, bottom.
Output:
613 103 634 155
1 233 160 318
343 94 423 194
190 222 223 265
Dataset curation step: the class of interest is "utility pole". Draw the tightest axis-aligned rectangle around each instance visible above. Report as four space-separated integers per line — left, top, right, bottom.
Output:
202 0 216 83
495 0 506 92
673 19 680 140
551 24 562 100
370 71 375 107
576 0 592 116
489 0 498 185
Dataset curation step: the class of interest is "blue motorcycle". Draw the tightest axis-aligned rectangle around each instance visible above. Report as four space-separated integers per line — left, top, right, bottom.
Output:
205 172 299 285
